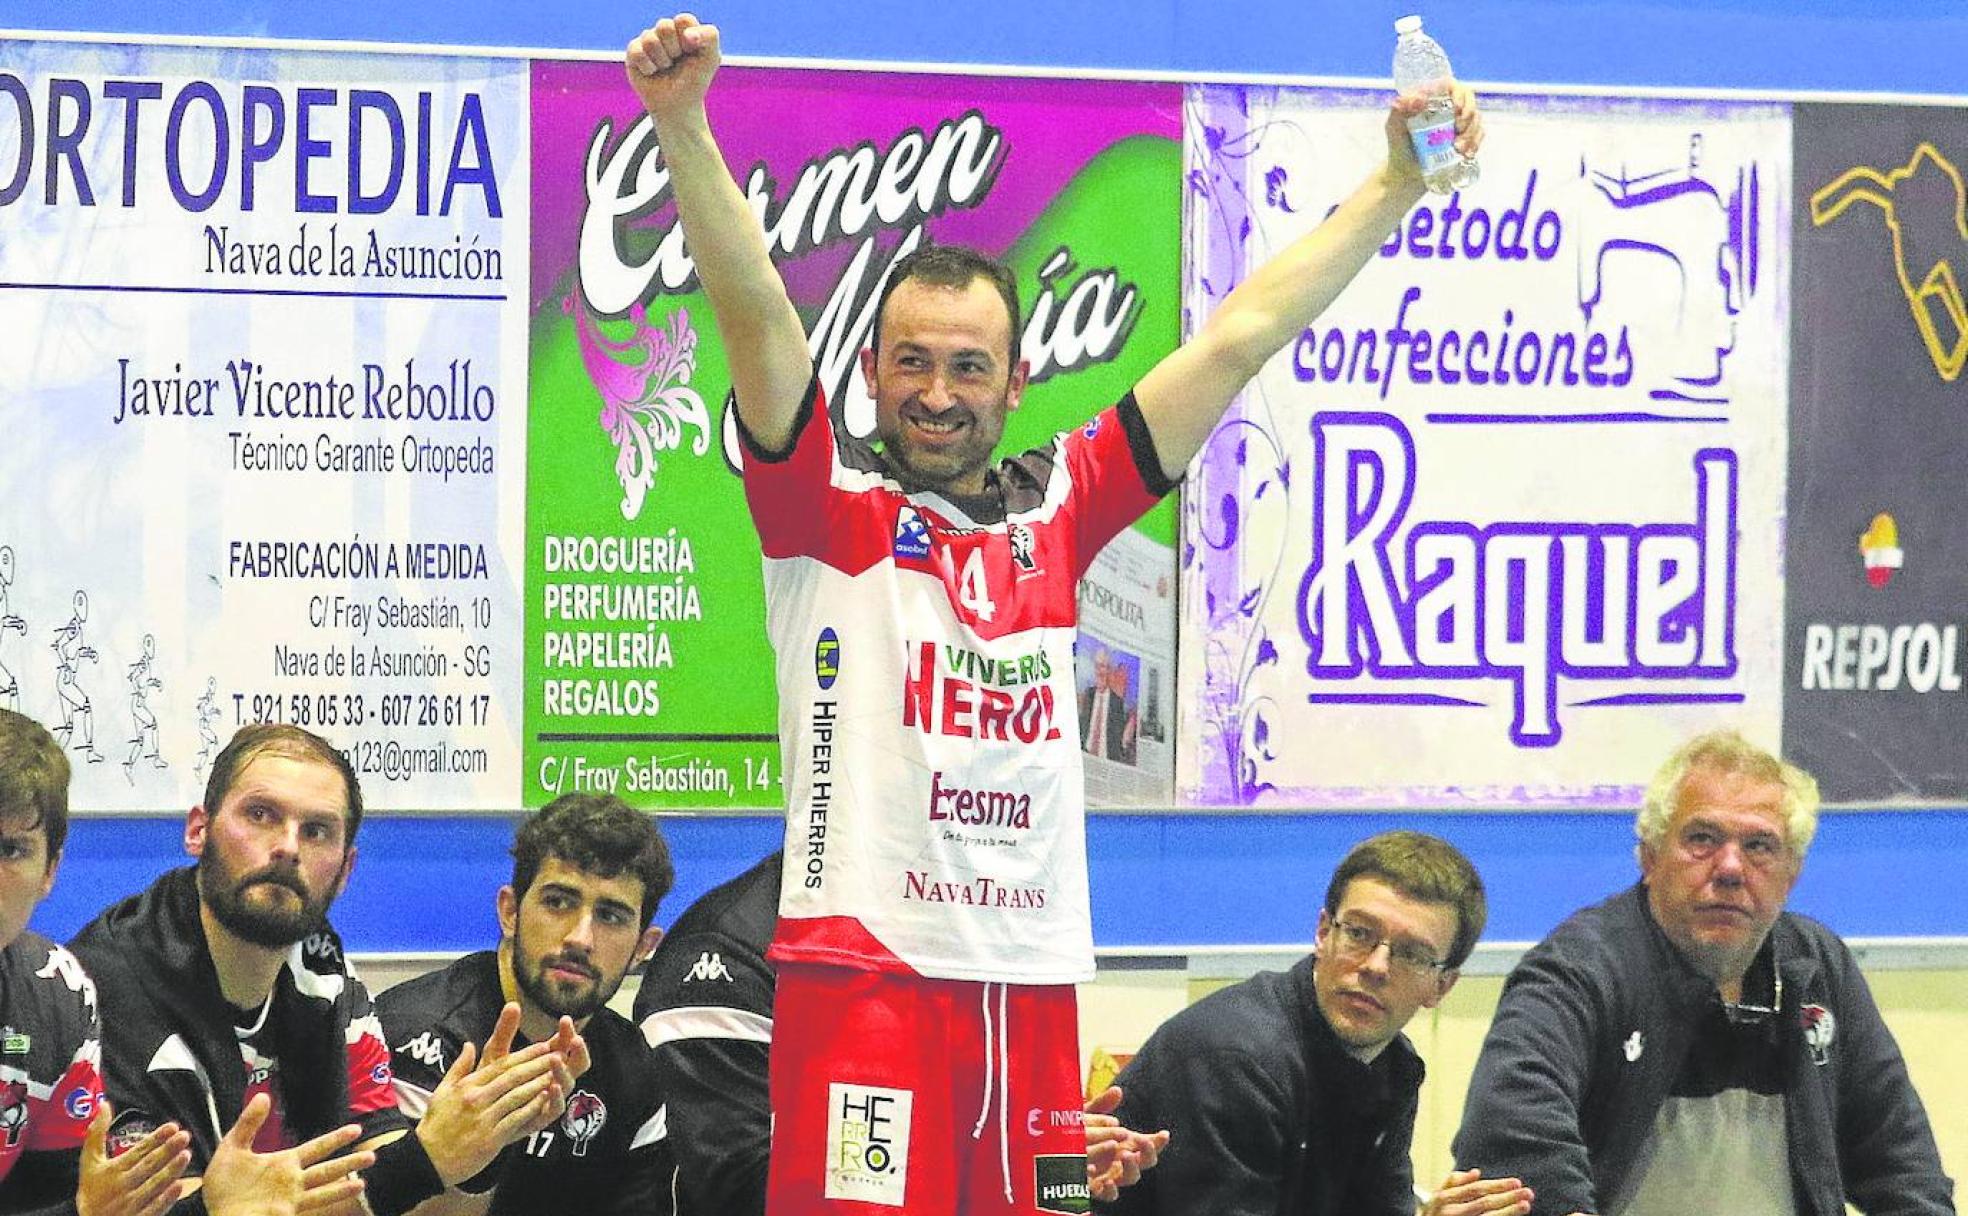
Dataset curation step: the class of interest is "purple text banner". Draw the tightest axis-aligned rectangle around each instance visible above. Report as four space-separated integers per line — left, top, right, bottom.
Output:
1178 87 1792 809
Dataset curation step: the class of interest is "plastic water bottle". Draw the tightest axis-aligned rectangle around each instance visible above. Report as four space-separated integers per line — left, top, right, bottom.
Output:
1393 15 1478 193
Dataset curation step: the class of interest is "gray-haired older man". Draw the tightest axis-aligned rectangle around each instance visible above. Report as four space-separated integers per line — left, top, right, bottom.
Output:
1454 730 1954 1216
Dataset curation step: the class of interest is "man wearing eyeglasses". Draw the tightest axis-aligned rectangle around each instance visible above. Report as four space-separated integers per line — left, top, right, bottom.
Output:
1455 730 1954 1216
1100 831 1532 1216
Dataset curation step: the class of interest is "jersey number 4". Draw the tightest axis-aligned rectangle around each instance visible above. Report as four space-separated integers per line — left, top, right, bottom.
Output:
957 550 996 623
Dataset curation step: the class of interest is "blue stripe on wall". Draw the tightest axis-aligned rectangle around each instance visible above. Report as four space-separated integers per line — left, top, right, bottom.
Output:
7 1 1968 95
32 810 1968 952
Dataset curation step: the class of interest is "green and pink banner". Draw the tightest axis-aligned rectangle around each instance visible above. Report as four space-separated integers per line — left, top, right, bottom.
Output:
523 63 1181 809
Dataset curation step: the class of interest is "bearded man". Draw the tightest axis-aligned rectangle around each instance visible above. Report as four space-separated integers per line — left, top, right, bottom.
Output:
378 793 677 1216
72 724 583 1216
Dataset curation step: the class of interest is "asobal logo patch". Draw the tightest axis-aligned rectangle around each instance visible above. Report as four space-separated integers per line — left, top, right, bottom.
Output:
824 1082 911 1207
1034 1153 1090 1215
894 506 931 560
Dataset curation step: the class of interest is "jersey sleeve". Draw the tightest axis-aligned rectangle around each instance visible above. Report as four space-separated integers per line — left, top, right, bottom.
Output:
635 932 775 1216
370 971 511 1196
337 971 402 1125
380 1037 448 1121
1108 1029 1297 1216
739 376 836 558
1451 943 1608 1216
371 982 456 1122
23 1048 101 1154
25 943 104 1154
0 942 101 1209
1061 393 1175 577
1822 936 1954 1216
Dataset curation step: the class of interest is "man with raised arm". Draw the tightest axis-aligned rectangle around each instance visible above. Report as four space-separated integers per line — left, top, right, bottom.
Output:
624 15 1481 1213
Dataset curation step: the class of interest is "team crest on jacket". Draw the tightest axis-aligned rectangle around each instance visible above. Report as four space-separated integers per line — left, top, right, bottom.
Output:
893 506 931 560
561 1090 607 1156
1800 1004 1837 1066
1009 523 1037 572
106 1109 161 1157
0 1081 26 1147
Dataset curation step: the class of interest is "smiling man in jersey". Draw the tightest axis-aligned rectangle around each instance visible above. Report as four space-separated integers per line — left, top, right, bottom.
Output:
625 14 1482 1214
377 793 677 1216
69 724 586 1216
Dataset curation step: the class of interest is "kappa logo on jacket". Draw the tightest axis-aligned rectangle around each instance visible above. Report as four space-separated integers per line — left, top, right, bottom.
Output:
33 944 97 1012
684 952 734 983
400 1032 445 1071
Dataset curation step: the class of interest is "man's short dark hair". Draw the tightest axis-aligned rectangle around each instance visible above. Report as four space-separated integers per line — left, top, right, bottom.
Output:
511 793 675 928
1324 830 1488 968
203 723 363 843
0 709 71 862
873 244 1022 368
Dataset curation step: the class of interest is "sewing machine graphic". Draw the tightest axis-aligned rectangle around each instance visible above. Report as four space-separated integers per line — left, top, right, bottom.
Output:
1575 134 1763 403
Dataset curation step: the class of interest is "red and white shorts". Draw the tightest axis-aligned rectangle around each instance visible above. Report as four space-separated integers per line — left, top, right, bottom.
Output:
766 964 1089 1215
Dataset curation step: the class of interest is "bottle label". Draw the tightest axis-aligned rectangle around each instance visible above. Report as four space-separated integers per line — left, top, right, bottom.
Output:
1408 118 1460 176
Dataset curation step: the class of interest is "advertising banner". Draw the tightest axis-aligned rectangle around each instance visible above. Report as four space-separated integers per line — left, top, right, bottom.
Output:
1177 87 1792 808
1785 103 1968 803
526 64 1181 809
0 39 529 809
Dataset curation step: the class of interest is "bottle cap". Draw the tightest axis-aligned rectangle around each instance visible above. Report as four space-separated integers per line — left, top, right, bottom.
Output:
1395 15 1424 34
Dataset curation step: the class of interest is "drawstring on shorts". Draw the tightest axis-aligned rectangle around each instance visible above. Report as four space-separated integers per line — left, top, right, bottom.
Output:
969 982 1015 1204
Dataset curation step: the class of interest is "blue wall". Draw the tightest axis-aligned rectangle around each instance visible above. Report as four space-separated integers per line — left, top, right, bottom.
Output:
10 0 1968 95
12 2 1968 952
35 810 1968 950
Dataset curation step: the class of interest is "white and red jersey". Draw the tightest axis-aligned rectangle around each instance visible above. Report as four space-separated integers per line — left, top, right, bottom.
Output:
0 932 103 1185
744 383 1169 984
